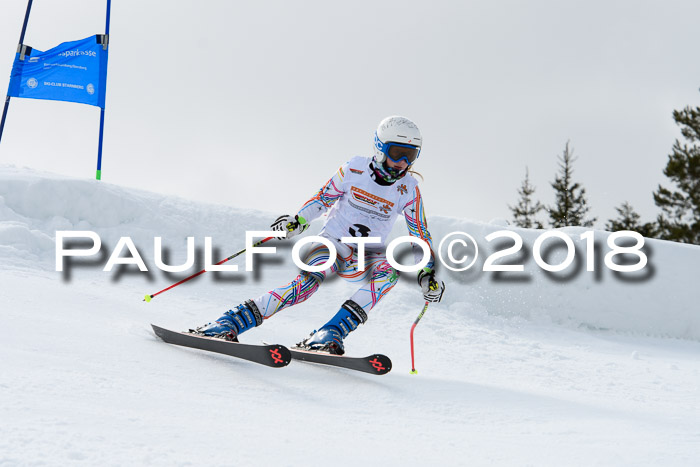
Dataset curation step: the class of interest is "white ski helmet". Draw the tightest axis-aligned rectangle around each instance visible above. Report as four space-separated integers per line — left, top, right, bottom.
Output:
373 116 423 165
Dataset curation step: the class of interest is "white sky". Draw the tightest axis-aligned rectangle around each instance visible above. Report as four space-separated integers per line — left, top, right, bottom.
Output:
1 0 699 227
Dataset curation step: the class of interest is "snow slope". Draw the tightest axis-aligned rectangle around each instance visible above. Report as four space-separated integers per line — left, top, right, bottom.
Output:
1 165 699 466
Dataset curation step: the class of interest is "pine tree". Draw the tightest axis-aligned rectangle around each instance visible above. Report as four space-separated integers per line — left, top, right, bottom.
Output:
509 167 544 228
606 201 657 237
548 141 597 228
653 102 700 244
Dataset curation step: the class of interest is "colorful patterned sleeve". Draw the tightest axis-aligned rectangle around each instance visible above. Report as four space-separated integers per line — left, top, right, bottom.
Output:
296 163 347 223
403 185 436 270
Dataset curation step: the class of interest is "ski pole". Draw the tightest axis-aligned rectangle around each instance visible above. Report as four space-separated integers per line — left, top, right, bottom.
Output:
143 236 274 302
410 301 429 374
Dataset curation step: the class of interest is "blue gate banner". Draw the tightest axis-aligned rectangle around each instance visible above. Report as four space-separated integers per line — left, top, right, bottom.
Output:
7 35 108 108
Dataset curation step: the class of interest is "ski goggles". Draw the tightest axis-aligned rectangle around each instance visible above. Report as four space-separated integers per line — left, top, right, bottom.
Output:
375 134 421 164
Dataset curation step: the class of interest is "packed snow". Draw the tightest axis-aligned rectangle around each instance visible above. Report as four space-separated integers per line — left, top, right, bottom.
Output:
1 165 699 466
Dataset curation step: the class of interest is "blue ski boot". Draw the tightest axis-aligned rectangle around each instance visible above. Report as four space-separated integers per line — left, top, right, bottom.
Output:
300 300 368 355
193 300 262 342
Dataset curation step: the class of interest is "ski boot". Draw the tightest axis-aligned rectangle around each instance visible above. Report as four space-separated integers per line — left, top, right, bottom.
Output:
192 300 262 342
298 300 368 355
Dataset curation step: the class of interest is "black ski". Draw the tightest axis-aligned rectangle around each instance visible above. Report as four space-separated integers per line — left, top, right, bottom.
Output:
151 324 291 368
289 347 392 375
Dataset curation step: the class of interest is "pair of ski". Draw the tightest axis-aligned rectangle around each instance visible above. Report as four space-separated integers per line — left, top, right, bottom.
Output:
151 324 392 375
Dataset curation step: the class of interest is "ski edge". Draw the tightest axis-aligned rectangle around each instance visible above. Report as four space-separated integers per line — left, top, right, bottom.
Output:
289 347 392 375
151 324 291 368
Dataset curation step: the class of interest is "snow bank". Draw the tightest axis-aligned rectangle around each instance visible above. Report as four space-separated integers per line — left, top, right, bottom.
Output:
1 165 698 340
422 218 700 341
0 165 268 265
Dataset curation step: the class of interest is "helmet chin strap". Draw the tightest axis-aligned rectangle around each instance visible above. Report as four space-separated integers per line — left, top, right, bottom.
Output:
370 157 409 185
383 160 408 178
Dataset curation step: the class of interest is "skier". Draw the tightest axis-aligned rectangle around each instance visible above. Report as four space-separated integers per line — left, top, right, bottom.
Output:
194 116 445 355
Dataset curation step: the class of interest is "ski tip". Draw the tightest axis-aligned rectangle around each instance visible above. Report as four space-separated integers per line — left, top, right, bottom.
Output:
267 345 292 367
368 354 392 375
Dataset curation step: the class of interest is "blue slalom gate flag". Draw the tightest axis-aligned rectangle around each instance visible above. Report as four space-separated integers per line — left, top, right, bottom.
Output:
8 35 108 109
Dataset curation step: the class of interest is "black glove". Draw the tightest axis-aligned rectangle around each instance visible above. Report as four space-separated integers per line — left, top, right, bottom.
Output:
417 268 445 303
271 214 309 240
